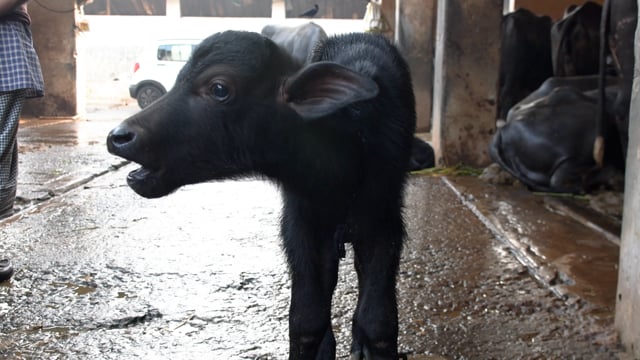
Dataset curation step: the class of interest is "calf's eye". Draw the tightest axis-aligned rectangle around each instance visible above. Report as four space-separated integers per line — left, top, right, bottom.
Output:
210 82 230 101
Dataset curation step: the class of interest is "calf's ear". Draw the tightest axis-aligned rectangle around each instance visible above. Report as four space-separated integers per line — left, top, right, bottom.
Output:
282 61 379 120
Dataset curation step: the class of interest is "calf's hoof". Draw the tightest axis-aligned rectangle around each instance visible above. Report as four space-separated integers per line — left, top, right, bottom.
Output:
0 259 14 282
351 344 403 360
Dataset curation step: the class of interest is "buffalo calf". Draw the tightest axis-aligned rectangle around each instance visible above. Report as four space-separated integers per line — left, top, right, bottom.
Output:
107 30 415 359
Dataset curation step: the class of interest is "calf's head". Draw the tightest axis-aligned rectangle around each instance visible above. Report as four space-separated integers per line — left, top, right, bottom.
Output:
107 30 378 198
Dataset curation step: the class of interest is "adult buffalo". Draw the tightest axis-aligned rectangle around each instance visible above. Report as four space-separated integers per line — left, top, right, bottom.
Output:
506 75 617 120
599 0 637 161
107 31 415 359
260 22 327 66
497 8 553 122
551 1 603 77
490 77 624 194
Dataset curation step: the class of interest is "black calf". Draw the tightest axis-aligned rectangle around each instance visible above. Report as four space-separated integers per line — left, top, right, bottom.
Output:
107 30 415 359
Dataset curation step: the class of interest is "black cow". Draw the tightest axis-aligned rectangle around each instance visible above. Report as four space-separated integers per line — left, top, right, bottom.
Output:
551 1 603 77
506 75 617 120
497 8 553 122
107 31 415 359
490 77 624 194
260 22 328 66
599 0 637 160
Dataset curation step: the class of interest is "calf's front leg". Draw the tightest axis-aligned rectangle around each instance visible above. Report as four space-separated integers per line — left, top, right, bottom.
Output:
282 199 341 360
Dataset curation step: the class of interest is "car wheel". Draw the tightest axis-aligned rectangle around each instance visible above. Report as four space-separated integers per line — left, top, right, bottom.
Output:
136 85 164 109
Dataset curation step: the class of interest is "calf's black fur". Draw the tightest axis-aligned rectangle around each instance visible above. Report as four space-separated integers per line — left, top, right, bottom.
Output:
107 30 415 359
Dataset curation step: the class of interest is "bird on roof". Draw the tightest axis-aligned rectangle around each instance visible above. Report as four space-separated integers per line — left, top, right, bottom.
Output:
299 4 319 18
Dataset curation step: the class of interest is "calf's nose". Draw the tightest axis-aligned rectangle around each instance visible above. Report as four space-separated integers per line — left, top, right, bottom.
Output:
107 125 137 155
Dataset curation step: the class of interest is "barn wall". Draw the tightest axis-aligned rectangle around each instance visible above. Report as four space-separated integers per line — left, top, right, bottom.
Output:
24 0 79 117
514 0 605 20
615 2 640 355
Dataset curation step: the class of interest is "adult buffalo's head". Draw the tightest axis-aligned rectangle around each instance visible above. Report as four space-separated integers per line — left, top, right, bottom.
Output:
106 31 378 198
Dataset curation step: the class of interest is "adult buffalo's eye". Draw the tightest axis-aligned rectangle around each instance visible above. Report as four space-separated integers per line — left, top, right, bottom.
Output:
210 82 230 101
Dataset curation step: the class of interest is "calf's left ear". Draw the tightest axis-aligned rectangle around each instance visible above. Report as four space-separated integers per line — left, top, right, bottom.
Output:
282 61 379 120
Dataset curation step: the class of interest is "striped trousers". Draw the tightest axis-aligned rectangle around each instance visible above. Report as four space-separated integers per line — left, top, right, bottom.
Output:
0 90 25 215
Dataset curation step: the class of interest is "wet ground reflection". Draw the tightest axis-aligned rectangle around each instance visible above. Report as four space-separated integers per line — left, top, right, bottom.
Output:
0 166 620 359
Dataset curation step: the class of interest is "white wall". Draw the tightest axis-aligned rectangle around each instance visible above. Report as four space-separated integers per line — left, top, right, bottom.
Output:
79 15 363 110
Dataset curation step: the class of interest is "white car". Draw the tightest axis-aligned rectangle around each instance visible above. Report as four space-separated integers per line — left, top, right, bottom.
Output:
129 39 202 108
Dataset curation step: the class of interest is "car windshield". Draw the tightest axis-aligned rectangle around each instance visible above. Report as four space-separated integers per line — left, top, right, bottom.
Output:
157 44 195 62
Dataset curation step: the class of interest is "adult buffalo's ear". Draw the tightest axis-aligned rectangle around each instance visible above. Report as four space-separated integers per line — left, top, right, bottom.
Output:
282 61 379 120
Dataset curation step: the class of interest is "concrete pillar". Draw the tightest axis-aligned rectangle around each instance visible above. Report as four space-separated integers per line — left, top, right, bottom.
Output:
272 0 285 20
504 0 514 14
25 0 78 117
615 5 640 356
431 0 501 166
395 0 436 132
166 0 180 18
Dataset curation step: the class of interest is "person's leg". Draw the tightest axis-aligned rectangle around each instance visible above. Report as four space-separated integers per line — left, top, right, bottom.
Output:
0 90 25 218
0 91 24 282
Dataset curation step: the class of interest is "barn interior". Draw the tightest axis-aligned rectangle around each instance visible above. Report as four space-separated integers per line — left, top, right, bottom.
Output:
13 0 640 358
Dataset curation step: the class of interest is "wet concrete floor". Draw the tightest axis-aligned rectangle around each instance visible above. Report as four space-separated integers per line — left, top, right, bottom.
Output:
0 107 624 359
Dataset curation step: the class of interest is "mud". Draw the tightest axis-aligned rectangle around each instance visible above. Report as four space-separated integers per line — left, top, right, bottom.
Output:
395 176 617 358
0 172 620 359
0 110 623 358
2 176 291 359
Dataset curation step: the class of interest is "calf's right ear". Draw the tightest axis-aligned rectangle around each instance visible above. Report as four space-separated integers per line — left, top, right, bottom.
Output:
282 61 379 120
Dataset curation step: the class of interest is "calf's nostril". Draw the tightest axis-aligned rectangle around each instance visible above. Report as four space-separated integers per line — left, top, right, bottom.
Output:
108 127 136 146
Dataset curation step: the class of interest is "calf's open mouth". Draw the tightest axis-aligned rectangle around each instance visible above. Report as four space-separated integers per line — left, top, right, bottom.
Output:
125 165 169 199
127 166 155 182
